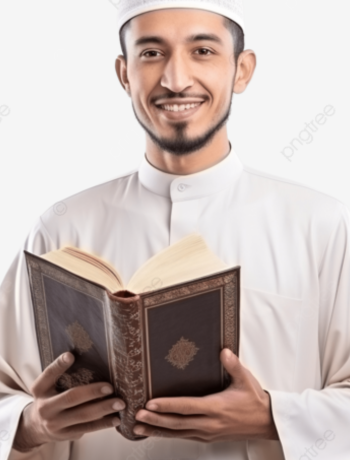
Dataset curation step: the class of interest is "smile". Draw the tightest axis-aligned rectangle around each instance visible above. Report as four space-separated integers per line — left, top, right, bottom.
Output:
159 102 202 112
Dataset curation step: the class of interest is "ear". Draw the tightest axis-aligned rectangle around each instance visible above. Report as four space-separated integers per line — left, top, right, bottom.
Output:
233 49 257 94
115 55 131 96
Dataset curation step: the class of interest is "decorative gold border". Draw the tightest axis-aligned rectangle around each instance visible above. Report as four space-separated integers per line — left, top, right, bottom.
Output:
28 262 54 368
223 273 238 351
25 252 114 385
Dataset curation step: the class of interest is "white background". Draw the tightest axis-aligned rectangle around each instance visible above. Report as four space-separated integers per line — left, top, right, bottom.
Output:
0 0 349 281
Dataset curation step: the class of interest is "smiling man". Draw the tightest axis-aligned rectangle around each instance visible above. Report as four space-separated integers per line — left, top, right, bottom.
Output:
1 1 350 460
116 2 250 172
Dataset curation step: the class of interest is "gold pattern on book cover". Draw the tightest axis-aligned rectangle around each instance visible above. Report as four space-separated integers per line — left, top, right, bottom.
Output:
223 274 237 352
57 368 95 389
165 336 200 370
66 321 94 354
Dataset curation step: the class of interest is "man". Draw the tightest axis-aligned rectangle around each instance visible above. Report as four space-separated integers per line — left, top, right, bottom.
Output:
0 1 349 459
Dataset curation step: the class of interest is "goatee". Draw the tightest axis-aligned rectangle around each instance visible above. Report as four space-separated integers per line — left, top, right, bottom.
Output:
132 95 233 156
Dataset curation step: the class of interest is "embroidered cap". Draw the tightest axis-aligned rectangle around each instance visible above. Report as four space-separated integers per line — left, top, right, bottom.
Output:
117 0 245 34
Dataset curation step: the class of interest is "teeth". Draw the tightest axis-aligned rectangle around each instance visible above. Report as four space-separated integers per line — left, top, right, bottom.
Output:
160 103 201 112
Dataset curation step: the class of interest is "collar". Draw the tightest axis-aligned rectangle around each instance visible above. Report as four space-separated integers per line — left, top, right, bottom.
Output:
138 145 244 202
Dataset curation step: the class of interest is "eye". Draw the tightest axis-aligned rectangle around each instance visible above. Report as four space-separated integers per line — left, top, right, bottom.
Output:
142 50 162 58
195 48 213 56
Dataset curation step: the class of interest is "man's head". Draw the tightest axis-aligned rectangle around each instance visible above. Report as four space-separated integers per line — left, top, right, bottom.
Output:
115 7 256 157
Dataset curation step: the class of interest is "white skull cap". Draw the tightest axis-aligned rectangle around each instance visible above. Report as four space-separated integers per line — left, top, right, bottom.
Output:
117 0 245 34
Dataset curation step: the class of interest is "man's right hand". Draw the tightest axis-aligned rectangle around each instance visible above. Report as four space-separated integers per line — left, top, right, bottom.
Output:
13 352 124 452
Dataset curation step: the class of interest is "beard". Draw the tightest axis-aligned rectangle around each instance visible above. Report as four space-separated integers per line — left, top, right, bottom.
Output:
132 91 234 156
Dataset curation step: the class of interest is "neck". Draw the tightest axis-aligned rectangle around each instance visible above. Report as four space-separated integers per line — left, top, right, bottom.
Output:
145 128 231 175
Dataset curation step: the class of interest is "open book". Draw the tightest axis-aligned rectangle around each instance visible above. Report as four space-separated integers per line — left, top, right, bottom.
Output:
25 233 240 441
39 233 231 293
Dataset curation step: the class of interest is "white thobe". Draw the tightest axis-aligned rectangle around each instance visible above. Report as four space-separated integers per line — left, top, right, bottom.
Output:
0 147 350 460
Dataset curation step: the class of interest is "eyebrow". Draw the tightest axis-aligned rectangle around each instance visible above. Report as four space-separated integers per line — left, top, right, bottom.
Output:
134 33 224 47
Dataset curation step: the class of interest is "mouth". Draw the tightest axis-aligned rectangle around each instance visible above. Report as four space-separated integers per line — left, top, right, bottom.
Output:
158 102 202 112
154 100 205 119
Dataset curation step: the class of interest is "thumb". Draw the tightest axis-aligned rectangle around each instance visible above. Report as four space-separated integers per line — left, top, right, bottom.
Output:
220 348 248 388
31 352 75 397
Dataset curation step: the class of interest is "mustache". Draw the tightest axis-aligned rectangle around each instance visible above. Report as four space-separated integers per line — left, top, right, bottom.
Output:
151 92 209 104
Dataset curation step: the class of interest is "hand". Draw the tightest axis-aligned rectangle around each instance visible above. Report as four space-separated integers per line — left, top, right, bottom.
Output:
13 353 125 452
133 348 279 443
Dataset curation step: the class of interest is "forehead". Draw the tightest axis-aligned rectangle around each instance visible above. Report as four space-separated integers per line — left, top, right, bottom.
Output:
126 8 228 38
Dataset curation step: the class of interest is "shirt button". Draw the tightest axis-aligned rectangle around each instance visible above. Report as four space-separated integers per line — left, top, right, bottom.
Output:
177 184 187 192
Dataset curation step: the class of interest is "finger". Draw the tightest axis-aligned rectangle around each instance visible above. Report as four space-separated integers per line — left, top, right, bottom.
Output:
62 414 121 439
31 353 75 397
220 349 249 388
133 423 204 440
145 396 207 415
135 410 208 432
44 382 117 416
58 397 125 429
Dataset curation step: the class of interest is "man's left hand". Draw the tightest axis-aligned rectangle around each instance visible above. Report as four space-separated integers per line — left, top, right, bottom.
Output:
134 348 279 443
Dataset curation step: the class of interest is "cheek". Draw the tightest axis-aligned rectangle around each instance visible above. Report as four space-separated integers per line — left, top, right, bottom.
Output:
205 88 232 119
214 77 234 108
128 83 147 113
130 62 160 89
199 67 233 106
128 72 157 108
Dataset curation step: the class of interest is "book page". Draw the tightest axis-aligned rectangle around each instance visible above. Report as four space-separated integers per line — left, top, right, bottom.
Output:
127 233 228 293
41 249 124 293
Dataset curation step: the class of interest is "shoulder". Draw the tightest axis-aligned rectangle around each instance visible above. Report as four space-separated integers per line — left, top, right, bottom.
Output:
39 168 139 238
239 164 350 255
241 163 348 218
56 168 138 204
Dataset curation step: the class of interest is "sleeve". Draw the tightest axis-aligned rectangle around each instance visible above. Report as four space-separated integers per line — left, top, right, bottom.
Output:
0 218 70 460
267 203 350 460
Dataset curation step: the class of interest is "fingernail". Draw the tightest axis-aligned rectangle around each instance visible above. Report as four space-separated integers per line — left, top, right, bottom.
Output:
146 403 157 411
224 348 232 359
101 386 113 395
112 417 120 427
112 401 125 411
62 353 72 363
134 426 144 435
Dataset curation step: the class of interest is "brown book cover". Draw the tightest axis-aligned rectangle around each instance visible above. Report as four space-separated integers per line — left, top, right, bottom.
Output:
24 251 240 441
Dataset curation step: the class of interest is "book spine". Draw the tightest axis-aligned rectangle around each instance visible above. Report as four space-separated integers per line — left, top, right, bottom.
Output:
107 293 147 441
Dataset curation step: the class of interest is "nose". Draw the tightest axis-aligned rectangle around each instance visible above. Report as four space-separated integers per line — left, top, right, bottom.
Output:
160 52 194 93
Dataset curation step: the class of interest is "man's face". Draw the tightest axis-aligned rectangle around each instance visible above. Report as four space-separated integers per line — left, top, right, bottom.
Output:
120 9 237 155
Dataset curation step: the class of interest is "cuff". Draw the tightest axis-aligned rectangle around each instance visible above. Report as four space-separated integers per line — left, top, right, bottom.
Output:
266 389 294 459
0 394 34 460
267 388 350 460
